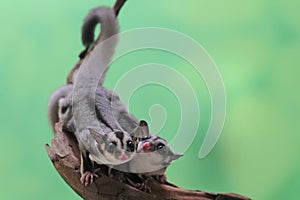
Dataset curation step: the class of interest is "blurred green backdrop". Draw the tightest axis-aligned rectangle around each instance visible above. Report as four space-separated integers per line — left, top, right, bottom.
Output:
0 0 299 199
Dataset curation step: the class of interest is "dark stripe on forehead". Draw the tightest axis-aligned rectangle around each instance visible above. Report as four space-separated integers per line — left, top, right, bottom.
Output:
152 136 164 142
115 131 124 147
152 136 168 146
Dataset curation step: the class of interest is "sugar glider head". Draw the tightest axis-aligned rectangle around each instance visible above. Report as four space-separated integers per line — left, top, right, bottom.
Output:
58 96 72 122
89 129 136 165
57 94 75 132
137 135 182 167
115 134 183 174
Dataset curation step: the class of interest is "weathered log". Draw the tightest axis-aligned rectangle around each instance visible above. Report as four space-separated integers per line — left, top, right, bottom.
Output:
46 123 250 200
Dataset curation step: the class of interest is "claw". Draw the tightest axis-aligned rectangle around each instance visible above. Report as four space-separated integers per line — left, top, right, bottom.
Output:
154 175 167 184
80 171 99 186
137 182 151 193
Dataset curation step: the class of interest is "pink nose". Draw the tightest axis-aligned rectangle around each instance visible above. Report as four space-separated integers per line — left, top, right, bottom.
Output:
143 142 151 152
119 154 128 161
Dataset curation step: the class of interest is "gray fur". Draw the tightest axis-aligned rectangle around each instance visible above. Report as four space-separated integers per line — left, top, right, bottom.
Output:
57 86 139 135
82 6 118 48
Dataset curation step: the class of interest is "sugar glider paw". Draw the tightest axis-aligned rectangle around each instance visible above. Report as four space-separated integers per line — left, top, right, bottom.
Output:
154 175 167 184
80 171 99 186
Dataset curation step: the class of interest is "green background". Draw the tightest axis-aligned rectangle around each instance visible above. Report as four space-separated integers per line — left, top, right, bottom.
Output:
0 0 299 199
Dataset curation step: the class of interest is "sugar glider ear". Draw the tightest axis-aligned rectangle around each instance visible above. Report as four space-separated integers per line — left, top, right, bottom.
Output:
131 120 150 138
171 153 183 161
89 129 105 144
139 120 149 137
162 153 183 166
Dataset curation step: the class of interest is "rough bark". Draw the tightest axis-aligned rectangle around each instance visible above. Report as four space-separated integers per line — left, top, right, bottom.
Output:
46 123 250 200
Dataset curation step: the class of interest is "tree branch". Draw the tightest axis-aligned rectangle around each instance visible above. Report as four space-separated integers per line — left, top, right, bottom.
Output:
46 123 250 200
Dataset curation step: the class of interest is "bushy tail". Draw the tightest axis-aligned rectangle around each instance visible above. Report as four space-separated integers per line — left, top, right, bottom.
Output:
72 7 120 132
82 6 119 48
69 7 119 85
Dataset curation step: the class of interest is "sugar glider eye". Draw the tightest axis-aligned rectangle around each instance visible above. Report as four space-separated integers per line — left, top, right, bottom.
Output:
61 105 68 114
140 135 151 141
127 140 135 152
107 141 117 153
110 141 117 146
144 135 151 140
157 142 165 150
